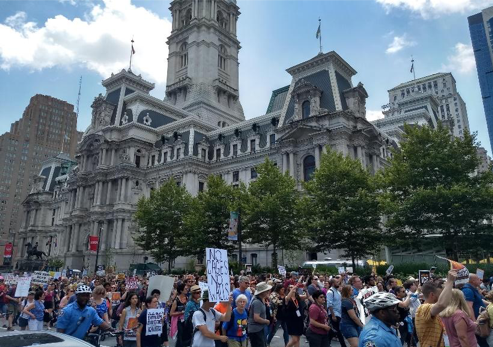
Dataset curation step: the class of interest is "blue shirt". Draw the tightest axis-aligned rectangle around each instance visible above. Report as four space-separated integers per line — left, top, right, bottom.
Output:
57 302 104 340
462 283 485 318
232 288 252 309
359 316 401 347
326 287 342 318
184 300 200 320
223 308 248 341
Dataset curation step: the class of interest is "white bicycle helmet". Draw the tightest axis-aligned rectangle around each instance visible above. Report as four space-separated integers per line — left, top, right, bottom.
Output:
363 292 401 312
75 284 92 294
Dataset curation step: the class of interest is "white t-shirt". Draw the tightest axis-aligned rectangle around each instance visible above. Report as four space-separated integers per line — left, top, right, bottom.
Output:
192 308 223 347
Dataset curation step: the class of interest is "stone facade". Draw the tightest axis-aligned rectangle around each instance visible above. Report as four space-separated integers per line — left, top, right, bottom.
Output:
14 0 395 272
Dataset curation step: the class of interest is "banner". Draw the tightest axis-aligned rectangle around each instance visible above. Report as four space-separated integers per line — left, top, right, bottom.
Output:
146 308 164 336
15 277 32 297
89 236 99 252
227 212 239 241
436 255 470 285
419 270 431 285
4 273 18 285
206 248 230 302
4 243 13 258
32 271 51 286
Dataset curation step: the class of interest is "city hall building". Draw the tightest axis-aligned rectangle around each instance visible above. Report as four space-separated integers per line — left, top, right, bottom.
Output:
15 0 394 271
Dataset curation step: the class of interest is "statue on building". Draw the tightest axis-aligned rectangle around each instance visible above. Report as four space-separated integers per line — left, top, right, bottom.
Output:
343 82 368 118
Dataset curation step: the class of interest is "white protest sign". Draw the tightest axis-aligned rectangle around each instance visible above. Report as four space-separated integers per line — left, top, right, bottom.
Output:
61 269 67 278
386 265 394 275
277 265 286 277
148 275 174 303
477 269 485 280
146 308 164 336
338 267 345 274
206 248 230 302
53 272 61 279
15 277 32 297
31 271 51 286
4 274 18 285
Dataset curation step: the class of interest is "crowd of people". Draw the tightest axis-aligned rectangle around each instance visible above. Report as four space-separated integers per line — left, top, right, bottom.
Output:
0 268 493 347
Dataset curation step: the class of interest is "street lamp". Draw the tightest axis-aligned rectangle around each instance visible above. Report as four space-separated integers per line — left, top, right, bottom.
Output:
94 221 103 275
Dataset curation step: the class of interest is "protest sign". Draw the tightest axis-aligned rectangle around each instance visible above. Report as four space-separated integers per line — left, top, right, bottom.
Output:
386 265 394 275
146 308 164 336
206 248 230 302
356 286 378 324
15 277 32 297
111 292 121 306
277 265 286 277
437 256 470 285
148 275 174 303
477 268 485 280
346 267 353 273
245 264 252 274
126 277 139 290
198 281 208 306
32 271 51 286
419 270 431 285
61 269 67 278
117 273 125 280
4 273 18 285
338 267 345 274
53 272 61 279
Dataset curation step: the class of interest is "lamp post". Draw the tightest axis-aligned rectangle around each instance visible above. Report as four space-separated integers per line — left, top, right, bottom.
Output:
94 221 103 275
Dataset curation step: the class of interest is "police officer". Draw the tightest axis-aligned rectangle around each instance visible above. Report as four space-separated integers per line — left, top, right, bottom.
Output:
56 284 113 340
358 292 402 347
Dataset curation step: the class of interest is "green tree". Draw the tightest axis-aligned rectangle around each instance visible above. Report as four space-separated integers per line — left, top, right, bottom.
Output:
379 124 493 260
242 158 301 268
133 179 193 272
300 148 383 269
181 175 245 262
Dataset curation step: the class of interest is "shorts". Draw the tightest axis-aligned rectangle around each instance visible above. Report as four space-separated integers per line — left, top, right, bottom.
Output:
7 303 18 317
18 317 29 328
340 322 361 339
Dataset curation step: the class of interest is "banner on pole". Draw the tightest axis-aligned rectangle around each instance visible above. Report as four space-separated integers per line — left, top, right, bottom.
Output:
89 236 99 252
4 243 13 258
227 212 239 241
206 248 230 302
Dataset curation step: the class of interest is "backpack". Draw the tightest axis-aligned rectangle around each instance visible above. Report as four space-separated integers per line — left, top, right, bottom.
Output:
182 308 217 347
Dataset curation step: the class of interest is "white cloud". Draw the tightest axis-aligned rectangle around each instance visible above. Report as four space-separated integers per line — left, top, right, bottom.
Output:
367 109 385 121
386 34 416 54
442 43 476 75
376 0 493 18
0 0 171 85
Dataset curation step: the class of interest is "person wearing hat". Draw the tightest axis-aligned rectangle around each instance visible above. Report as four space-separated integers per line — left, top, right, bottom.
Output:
184 285 201 321
358 292 403 347
247 282 272 347
192 289 232 347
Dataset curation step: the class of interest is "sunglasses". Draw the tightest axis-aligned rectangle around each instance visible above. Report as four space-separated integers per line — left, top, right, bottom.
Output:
193 291 201 294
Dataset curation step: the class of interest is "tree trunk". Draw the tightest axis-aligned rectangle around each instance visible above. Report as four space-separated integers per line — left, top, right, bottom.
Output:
351 253 356 271
272 245 278 269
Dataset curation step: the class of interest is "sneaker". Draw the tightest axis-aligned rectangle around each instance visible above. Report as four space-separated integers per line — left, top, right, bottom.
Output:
6 327 13 331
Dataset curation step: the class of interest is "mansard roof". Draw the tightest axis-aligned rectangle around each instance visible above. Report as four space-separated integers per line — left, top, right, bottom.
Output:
266 85 290 114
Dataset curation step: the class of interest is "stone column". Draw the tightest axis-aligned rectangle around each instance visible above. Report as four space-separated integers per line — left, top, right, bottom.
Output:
93 183 99 205
110 221 117 249
282 153 288 174
115 219 122 249
314 145 321 169
120 219 128 249
361 147 367 167
106 180 112 205
120 178 127 202
356 146 362 162
372 153 378 174
102 149 106 166
71 224 78 252
101 220 108 251
97 182 103 205
111 149 116 166
116 179 122 203
129 148 135 164
289 152 295 178
127 179 132 203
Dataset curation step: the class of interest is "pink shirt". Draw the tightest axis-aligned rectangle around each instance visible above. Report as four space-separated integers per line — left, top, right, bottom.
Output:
441 310 477 347
308 304 328 335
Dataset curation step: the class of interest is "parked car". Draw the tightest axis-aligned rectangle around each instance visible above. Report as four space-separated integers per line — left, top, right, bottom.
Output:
0 330 94 347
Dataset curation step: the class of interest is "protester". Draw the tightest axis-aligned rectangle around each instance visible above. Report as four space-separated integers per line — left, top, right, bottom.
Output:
306 290 331 347
192 289 231 347
18 291 35 330
232 276 252 309
22 291 45 331
340 285 364 347
59 285 75 308
484 290 493 347
349 276 363 298
92 285 110 323
285 283 304 347
184 285 201 321
170 282 188 346
267 284 289 346
248 282 272 347
415 270 457 347
118 292 141 347
307 276 321 296
223 294 248 347
5 282 19 331
461 274 489 347
439 289 477 347
403 280 420 347
136 296 168 347
327 276 346 347
359 292 402 347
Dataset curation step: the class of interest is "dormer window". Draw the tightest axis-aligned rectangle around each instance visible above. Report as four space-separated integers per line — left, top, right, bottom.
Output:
180 42 188 68
218 45 227 70
291 79 322 120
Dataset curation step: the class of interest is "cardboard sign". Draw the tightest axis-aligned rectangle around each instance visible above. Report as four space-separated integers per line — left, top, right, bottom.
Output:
15 277 32 297
419 270 431 285
146 308 164 336
32 271 51 285
148 275 174 303
96 270 106 277
53 272 61 279
356 286 378 324
386 265 394 275
477 269 485 280
127 277 139 290
117 273 125 280
206 248 230 302
346 267 353 273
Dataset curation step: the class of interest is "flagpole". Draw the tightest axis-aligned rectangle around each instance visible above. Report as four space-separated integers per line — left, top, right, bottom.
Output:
129 39 134 71
411 55 416 81
319 18 322 54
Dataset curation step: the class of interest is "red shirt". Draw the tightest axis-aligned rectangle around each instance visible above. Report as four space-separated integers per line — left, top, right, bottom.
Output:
309 304 328 335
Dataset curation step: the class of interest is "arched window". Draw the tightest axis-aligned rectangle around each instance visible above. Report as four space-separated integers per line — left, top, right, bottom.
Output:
302 100 310 119
180 42 188 68
303 155 316 182
218 44 227 70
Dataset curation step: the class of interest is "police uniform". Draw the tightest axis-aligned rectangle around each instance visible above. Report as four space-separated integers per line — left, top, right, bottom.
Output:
358 316 401 347
57 301 104 340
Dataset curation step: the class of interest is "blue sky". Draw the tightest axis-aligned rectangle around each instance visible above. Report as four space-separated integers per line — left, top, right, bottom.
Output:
1 0 492 152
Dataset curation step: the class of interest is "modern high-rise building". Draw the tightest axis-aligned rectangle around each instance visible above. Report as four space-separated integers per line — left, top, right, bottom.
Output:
468 7 493 152
373 72 470 142
0 94 80 264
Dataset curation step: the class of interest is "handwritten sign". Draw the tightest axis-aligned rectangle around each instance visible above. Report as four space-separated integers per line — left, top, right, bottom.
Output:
206 248 230 302
32 271 51 286
146 308 164 336
419 270 431 285
126 277 139 290
15 277 32 297
4 273 18 285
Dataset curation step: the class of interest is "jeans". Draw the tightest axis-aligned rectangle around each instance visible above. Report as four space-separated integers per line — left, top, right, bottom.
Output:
328 316 347 347
267 319 289 346
248 329 267 347
477 335 489 347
